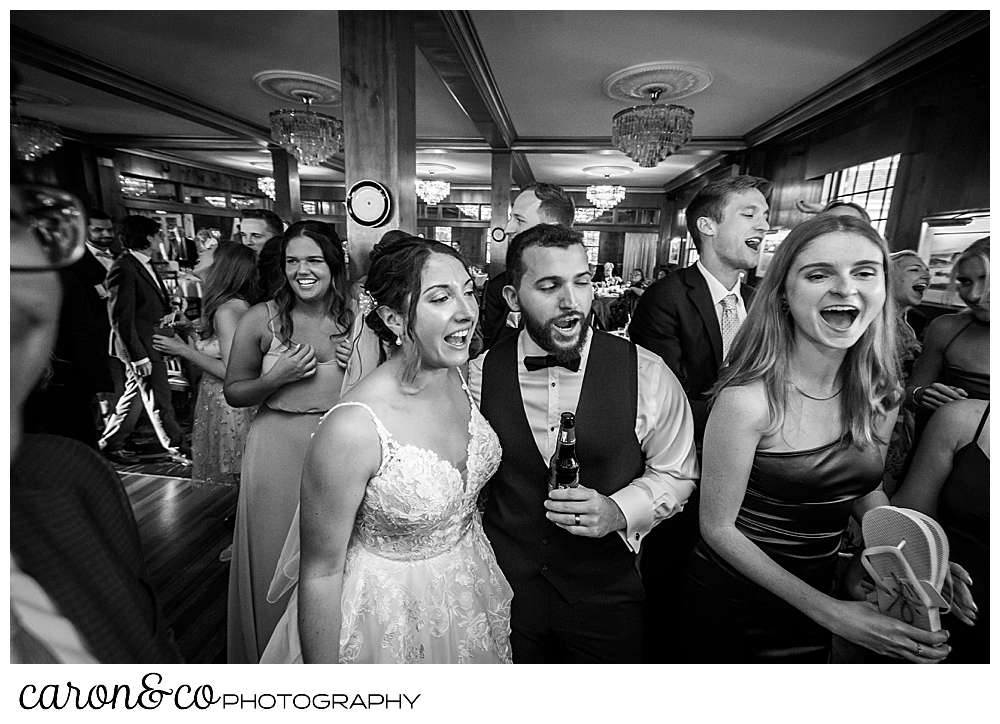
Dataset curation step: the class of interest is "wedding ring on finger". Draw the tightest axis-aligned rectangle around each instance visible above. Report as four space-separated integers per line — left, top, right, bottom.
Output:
575 514 581 527
916 643 922 657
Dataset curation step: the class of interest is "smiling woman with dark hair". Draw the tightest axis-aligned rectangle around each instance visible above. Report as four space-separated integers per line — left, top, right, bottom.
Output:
223 220 370 663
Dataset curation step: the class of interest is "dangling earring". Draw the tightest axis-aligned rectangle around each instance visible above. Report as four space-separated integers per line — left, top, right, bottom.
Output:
395 336 403 346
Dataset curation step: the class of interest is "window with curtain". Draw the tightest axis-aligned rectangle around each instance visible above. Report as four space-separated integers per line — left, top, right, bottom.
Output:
582 230 600 265
622 232 658 282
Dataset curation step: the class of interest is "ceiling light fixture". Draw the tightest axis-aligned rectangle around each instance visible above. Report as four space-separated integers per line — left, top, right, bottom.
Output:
269 91 343 167
586 171 626 211
604 63 710 169
416 164 453 206
611 88 693 168
10 105 63 161
257 176 276 201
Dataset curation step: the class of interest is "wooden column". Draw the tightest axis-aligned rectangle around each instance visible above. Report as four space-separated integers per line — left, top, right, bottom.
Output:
270 146 301 224
488 151 512 277
340 11 416 281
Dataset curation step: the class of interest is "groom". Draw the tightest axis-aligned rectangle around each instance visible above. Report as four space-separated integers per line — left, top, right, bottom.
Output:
469 224 698 663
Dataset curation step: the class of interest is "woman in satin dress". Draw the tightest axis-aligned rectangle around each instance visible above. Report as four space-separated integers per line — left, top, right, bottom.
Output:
223 221 375 663
684 215 974 663
261 235 512 664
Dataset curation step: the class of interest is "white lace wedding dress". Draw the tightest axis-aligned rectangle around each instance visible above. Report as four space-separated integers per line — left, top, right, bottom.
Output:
260 395 512 664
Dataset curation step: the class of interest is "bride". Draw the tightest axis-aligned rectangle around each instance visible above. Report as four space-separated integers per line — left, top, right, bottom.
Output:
261 235 512 663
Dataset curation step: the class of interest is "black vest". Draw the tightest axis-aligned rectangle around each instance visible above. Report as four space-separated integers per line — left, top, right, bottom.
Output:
480 330 645 603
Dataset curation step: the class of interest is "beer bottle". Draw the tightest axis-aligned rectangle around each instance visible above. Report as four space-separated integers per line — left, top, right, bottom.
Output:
547 412 580 491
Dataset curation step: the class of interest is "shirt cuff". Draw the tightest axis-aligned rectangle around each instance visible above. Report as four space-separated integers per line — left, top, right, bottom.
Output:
133 357 150 367
611 483 654 554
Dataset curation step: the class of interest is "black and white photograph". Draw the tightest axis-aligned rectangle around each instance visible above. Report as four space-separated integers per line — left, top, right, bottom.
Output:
9 5 990 720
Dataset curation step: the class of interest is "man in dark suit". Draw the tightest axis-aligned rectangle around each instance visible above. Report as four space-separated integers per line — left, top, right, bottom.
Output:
480 183 576 350
627 174 771 662
630 175 772 447
99 215 189 463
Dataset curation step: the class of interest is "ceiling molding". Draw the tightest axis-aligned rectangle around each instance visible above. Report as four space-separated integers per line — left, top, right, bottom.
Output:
661 153 730 193
82 135 266 152
513 136 747 153
414 10 534 188
745 10 988 148
11 26 273 144
417 137 491 151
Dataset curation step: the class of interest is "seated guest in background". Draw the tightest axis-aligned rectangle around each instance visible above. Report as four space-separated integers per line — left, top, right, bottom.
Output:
883 250 931 492
628 175 770 659
602 261 622 286
99 215 190 465
684 214 972 663
892 400 989 664
481 183 575 351
11 177 181 664
469 223 699 663
234 208 285 254
153 242 259 486
262 235 512 663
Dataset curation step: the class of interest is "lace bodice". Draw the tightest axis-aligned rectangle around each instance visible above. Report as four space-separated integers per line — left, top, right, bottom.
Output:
335 397 502 561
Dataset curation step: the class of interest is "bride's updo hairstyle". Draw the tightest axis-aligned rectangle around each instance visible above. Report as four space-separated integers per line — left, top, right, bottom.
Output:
365 234 470 381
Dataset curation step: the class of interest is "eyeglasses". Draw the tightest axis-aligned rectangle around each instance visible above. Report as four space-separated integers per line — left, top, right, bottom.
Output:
11 184 88 271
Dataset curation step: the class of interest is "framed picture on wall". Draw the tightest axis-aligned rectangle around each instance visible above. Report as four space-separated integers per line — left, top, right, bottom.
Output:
917 209 989 308
667 237 681 265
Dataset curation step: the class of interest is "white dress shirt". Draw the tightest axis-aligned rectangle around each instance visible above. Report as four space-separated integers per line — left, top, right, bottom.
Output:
469 329 699 553
87 242 114 299
696 259 747 328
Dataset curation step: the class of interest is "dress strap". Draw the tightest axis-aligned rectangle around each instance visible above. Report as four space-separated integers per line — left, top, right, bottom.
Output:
326 401 394 451
973 404 990 444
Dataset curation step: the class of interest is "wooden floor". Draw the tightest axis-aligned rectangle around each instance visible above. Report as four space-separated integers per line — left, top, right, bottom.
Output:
121 471 238 664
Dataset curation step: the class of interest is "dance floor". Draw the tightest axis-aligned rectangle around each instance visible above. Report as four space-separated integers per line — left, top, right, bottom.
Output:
120 470 237 663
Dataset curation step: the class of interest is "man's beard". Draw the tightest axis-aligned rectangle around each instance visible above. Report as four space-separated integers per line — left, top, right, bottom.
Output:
522 307 589 363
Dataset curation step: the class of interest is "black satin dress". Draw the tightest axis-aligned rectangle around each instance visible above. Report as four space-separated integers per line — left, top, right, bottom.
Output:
684 436 884 663
937 406 990 664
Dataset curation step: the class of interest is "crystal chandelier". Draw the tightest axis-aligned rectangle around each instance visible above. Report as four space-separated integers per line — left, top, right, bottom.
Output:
11 106 63 162
257 176 276 201
586 183 626 211
611 89 694 168
269 92 343 167
416 177 450 205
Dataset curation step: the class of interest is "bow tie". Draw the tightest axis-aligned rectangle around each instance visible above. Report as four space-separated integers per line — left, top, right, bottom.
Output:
523 354 581 373
94 250 114 259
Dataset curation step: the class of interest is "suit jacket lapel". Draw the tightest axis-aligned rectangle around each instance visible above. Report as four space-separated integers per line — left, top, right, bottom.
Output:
129 253 168 306
684 266 723 368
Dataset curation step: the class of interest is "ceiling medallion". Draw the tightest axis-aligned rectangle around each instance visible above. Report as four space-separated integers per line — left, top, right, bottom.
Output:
253 71 342 105
268 91 343 167
605 63 707 168
583 166 632 178
603 62 712 103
